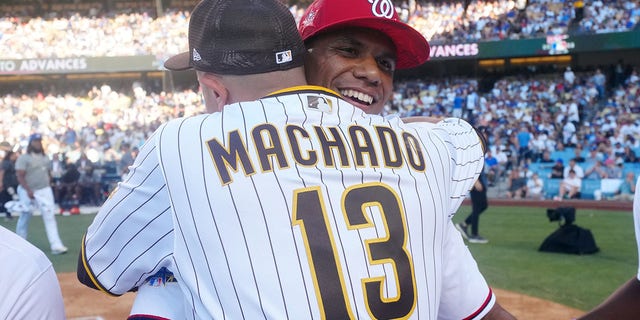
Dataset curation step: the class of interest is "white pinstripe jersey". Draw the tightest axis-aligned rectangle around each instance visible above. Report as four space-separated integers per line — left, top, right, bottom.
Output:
80 86 494 319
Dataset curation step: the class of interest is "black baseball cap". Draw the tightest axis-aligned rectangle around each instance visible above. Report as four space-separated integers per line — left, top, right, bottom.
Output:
164 0 306 75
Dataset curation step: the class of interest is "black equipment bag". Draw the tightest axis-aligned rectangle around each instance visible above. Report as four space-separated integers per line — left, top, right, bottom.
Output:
539 224 599 255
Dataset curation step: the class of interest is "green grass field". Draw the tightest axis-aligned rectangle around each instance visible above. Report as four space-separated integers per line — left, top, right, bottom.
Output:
1 205 635 312
452 205 636 311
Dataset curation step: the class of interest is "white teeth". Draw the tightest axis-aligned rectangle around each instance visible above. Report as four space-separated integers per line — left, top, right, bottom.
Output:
340 89 373 105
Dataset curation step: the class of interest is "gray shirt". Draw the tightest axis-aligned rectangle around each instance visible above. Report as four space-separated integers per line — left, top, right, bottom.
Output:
15 153 51 190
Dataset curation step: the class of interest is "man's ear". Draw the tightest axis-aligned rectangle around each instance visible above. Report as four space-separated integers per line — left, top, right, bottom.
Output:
199 72 229 112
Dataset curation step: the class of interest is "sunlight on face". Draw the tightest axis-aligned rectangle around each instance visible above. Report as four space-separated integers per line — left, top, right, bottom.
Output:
304 28 396 115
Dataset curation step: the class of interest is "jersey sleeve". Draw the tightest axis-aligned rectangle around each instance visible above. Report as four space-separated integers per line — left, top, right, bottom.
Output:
438 220 495 320
129 268 187 320
78 127 175 295
431 118 485 215
400 117 483 216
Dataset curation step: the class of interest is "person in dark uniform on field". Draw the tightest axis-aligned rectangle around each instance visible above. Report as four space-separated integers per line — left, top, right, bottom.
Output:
456 171 490 244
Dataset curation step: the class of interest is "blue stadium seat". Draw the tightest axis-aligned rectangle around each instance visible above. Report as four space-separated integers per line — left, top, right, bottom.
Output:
580 179 601 200
542 178 562 199
528 162 541 172
550 149 575 164
622 163 640 177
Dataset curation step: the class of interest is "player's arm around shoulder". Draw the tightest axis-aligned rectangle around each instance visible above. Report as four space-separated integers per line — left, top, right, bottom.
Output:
402 116 487 152
421 117 486 213
78 124 175 295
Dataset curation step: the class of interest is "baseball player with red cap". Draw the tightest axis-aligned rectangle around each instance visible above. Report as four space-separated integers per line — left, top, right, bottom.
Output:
299 0 429 116
80 0 513 319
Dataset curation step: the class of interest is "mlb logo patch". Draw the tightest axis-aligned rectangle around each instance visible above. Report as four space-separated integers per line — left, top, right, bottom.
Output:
276 50 293 64
306 95 332 113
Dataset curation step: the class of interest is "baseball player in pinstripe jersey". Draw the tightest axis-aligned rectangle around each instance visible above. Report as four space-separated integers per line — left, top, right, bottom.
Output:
78 0 514 319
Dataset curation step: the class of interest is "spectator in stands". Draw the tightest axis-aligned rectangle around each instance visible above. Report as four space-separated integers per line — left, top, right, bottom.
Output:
0 144 19 221
76 152 95 177
592 68 607 99
516 123 533 166
484 149 500 186
626 69 639 85
573 146 586 163
564 66 576 85
506 167 528 199
554 169 582 200
550 158 565 179
613 142 626 158
50 153 65 187
611 171 637 201
561 118 577 147
1 0 637 61
520 164 533 179
584 160 607 179
623 146 639 163
78 165 103 206
502 142 517 173
563 158 585 179
58 162 81 214
525 172 545 200
538 149 555 164
529 131 548 162
584 146 604 168
603 157 623 179
118 143 135 178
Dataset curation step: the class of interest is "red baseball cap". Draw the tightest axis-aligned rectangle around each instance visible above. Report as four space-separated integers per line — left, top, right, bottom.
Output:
299 0 430 69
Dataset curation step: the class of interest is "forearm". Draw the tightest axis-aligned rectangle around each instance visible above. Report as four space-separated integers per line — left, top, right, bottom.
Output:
578 277 640 320
401 116 443 124
482 302 516 320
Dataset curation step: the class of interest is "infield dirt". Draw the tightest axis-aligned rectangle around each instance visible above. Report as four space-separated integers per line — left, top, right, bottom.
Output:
59 273 584 320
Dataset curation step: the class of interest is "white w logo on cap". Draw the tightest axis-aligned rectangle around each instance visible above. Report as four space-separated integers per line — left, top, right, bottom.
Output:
368 0 394 18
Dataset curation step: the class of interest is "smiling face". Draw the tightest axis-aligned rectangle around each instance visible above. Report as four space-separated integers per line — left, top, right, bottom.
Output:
304 27 396 115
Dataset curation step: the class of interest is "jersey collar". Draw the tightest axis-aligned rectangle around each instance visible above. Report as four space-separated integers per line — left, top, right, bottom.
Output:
266 85 341 99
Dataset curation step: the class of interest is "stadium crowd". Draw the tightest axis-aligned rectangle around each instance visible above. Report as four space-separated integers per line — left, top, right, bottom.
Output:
1 66 639 205
1 0 638 59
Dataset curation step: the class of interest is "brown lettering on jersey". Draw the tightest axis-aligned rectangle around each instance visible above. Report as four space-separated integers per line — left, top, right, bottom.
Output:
286 125 318 166
314 126 349 168
403 132 426 172
252 124 289 173
376 126 402 168
348 125 379 168
207 130 255 185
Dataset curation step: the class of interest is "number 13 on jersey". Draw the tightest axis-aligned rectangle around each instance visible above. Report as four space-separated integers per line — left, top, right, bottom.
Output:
293 183 417 319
